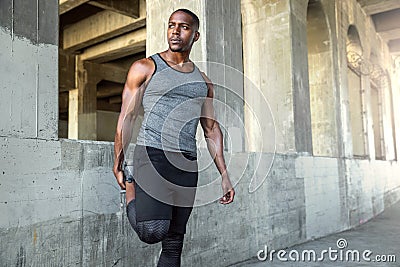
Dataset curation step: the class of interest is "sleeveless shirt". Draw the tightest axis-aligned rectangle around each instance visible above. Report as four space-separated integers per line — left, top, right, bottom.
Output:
136 53 209 157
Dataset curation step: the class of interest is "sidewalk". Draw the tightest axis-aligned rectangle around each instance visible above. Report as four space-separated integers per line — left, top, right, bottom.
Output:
231 200 400 267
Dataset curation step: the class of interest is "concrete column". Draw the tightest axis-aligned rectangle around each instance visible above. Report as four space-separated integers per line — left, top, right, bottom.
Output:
381 74 395 160
392 58 400 160
68 89 79 138
242 0 312 153
146 0 244 152
0 0 58 140
204 0 244 153
307 0 339 157
290 0 313 154
68 57 97 140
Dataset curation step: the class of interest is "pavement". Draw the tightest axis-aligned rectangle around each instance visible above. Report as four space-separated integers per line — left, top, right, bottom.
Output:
230 200 400 267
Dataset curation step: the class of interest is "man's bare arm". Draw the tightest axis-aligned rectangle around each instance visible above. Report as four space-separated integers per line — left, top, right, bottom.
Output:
200 72 235 204
113 58 154 189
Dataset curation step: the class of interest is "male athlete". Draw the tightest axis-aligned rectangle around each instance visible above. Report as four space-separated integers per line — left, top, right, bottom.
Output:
113 9 235 266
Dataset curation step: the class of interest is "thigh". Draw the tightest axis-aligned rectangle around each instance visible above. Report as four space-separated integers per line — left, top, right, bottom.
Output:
133 145 198 225
134 183 173 222
169 171 198 208
133 145 173 222
169 205 194 235
169 153 198 235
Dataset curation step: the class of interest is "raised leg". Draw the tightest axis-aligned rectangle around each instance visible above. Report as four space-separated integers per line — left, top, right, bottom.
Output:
126 199 170 244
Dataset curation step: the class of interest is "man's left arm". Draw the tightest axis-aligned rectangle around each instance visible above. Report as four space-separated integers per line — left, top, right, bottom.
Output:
200 72 235 205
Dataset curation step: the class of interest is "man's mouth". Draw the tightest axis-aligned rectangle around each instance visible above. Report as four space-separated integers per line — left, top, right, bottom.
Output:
170 38 181 44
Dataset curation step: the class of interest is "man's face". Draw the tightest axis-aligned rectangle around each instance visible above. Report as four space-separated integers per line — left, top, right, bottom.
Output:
167 11 199 52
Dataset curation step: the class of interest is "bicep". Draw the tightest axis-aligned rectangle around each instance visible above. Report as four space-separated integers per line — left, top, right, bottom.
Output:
117 61 150 128
120 62 149 115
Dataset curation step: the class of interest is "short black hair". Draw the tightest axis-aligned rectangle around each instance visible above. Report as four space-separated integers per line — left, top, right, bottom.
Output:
171 8 200 31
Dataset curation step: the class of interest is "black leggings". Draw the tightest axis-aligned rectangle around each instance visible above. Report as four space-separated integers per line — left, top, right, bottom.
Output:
127 199 184 267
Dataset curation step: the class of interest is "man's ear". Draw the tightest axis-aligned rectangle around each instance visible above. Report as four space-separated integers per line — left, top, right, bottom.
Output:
194 31 200 42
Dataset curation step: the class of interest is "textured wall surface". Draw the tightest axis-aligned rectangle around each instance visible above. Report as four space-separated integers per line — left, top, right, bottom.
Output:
0 0 58 140
1 142 399 266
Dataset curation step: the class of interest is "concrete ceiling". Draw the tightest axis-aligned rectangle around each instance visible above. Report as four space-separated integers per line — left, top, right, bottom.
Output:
358 0 400 55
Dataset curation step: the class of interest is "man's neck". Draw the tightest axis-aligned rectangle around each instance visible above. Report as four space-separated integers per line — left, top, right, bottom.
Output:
163 50 191 65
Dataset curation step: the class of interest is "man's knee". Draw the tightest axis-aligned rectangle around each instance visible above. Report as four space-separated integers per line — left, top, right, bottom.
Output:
136 220 170 244
162 232 184 251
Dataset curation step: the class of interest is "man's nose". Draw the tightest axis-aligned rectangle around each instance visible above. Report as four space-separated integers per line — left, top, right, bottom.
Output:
172 26 180 34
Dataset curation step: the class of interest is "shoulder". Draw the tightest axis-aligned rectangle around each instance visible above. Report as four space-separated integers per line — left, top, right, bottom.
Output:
124 57 156 90
200 71 213 85
199 70 211 83
199 71 214 97
127 57 156 79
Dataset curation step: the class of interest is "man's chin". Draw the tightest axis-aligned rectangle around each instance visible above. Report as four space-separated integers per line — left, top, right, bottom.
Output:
169 43 186 52
170 47 183 52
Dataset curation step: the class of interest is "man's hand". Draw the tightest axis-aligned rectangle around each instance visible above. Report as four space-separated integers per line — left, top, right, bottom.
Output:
219 174 235 204
113 165 126 190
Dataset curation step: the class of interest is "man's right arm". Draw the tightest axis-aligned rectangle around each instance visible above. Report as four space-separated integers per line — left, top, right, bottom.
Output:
113 58 154 189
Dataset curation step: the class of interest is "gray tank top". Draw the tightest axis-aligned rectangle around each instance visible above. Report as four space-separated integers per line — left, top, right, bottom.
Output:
136 53 208 157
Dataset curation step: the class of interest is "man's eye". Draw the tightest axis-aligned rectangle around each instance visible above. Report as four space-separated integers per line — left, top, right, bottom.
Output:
183 26 188 30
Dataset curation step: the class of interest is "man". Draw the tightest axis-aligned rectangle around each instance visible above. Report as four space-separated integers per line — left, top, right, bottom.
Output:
113 8 235 266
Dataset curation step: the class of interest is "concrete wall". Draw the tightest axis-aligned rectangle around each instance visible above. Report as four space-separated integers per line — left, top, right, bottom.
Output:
241 0 400 258
1 0 400 266
2 140 399 266
0 0 58 140
97 110 119 142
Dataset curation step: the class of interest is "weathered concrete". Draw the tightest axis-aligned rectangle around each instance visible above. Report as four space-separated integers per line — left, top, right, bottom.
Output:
0 0 58 140
242 0 295 153
307 0 338 157
1 140 399 266
0 142 305 266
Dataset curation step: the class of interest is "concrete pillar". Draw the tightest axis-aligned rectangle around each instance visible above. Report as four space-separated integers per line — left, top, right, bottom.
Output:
307 0 339 157
392 58 400 160
146 0 244 152
68 89 79 138
0 0 58 140
382 74 396 160
290 0 313 154
204 0 244 153
68 57 97 140
242 0 312 153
